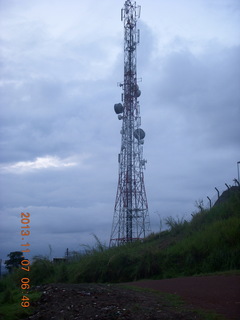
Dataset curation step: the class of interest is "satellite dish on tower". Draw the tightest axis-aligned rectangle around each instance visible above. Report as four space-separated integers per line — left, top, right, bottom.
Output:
135 84 141 97
114 103 124 114
134 128 145 140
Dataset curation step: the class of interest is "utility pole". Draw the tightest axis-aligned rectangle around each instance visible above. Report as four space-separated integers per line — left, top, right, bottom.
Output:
110 0 151 246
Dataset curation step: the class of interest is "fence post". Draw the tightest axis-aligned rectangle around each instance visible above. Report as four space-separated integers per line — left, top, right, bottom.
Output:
233 178 240 187
215 187 220 199
207 196 212 209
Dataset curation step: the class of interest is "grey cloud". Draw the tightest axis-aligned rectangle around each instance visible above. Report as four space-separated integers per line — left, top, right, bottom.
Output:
1 0 239 261
0 73 119 163
147 43 240 150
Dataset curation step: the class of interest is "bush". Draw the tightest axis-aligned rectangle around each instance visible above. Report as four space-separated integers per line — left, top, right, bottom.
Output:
30 256 55 285
165 216 189 235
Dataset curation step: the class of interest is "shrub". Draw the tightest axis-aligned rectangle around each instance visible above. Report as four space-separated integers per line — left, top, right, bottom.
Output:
30 256 55 285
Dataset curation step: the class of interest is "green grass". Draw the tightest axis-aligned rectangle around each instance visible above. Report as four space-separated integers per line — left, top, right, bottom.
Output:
0 275 41 320
0 292 41 320
196 309 228 320
122 284 185 307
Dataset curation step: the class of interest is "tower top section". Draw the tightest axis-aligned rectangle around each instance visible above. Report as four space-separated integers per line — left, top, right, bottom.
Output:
121 1 141 23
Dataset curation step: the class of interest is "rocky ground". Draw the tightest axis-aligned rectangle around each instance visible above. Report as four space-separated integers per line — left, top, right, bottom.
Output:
24 283 203 320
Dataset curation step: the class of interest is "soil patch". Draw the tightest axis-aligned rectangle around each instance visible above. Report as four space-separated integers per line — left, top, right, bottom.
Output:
128 275 240 320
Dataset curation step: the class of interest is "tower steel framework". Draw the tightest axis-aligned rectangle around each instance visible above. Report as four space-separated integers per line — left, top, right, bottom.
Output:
110 0 151 246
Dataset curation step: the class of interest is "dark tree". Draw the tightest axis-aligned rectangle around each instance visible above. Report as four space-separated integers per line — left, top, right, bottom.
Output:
5 251 23 273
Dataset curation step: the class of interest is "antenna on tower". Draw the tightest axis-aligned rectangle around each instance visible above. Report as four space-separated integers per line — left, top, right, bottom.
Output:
110 0 151 246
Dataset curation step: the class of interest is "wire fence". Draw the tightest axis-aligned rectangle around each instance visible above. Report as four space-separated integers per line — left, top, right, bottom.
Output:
205 179 239 209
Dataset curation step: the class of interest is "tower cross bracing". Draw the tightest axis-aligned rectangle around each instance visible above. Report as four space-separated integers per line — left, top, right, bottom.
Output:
110 0 151 246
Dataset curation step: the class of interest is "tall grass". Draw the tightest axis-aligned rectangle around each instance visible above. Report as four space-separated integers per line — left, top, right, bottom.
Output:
2 190 239 288
27 191 240 283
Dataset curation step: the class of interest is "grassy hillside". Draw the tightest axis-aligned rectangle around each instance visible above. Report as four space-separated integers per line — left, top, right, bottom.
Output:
0 187 239 319
20 187 240 283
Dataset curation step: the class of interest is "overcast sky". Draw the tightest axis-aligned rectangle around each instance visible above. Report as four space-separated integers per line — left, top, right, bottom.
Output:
0 0 240 263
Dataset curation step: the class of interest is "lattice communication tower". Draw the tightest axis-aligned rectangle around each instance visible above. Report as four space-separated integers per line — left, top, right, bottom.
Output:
110 0 151 246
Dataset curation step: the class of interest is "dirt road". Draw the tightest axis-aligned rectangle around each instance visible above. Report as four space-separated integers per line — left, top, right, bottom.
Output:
128 275 240 320
23 275 240 320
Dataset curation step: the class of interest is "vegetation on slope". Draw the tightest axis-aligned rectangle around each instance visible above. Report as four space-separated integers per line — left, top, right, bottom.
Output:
17 187 240 284
0 187 239 319
0 188 240 320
